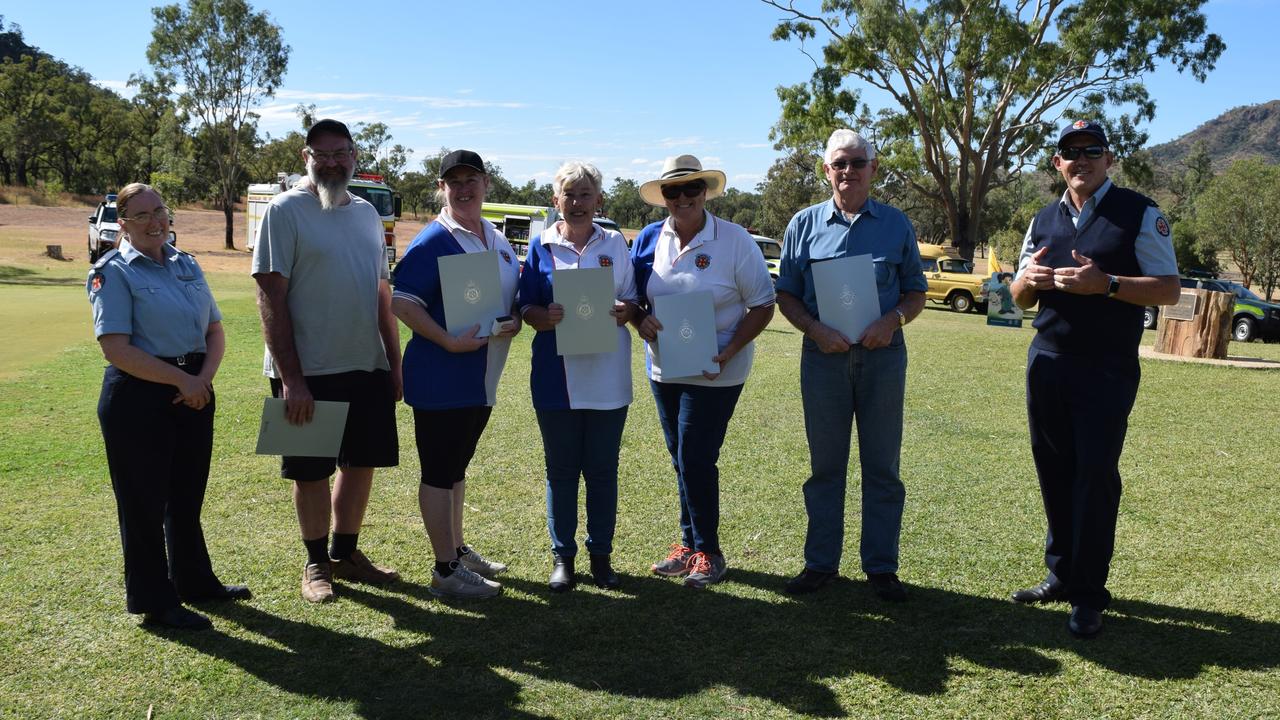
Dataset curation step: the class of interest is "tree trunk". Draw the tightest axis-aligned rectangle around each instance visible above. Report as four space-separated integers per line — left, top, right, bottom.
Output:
223 200 236 251
1154 289 1232 358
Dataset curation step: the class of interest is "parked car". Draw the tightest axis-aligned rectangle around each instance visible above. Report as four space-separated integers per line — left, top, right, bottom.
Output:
1144 277 1280 342
751 235 781 279
87 194 177 262
918 243 989 313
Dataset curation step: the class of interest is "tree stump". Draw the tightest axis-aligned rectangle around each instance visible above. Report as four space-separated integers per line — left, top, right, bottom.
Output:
45 245 65 261
1154 288 1232 358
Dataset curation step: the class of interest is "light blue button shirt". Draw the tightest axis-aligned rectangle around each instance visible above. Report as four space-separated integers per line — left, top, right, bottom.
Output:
87 239 222 357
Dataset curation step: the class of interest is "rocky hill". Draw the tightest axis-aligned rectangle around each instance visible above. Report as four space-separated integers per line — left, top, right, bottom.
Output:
1150 100 1280 169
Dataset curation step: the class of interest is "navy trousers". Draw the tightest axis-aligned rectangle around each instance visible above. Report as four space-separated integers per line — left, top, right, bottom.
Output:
98 364 222 614
1025 346 1139 612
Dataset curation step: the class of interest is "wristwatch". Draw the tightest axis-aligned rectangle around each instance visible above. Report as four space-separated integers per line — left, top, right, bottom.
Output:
1106 275 1120 298
895 307 906 326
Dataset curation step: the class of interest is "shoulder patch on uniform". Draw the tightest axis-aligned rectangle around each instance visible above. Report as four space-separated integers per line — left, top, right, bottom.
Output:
1155 215 1170 237
90 271 106 292
92 249 119 269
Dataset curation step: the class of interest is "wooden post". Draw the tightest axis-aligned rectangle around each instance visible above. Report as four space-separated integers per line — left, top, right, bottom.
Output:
44 244 65 261
1154 288 1232 358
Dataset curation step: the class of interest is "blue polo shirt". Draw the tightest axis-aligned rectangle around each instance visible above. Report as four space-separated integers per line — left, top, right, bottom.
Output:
777 197 927 318
87 240 221 357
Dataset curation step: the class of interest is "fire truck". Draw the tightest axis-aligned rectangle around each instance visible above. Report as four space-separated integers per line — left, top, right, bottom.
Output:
245 172 402 265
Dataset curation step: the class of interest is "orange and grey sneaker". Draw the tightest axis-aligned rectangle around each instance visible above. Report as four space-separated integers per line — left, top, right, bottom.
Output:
301 561 336 603
683 551 727 589
651 544 695 577
331 549 400 586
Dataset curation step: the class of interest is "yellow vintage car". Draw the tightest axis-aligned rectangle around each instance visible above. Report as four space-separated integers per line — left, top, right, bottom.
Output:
918 243 990 313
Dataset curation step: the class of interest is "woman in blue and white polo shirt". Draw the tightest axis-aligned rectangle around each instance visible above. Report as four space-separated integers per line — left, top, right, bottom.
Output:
629 155 776 590
519 161 639 593
391 150 521 600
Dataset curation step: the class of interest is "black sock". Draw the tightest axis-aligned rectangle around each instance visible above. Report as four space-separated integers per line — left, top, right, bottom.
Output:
303 536 330 566
456 545 471 558
331 532 358 561
435 560 456 577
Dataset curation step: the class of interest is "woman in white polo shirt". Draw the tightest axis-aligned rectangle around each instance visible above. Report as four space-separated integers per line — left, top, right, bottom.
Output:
628 155 776 589
519 161 639 592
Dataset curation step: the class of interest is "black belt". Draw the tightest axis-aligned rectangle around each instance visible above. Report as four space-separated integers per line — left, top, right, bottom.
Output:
158 352 206 367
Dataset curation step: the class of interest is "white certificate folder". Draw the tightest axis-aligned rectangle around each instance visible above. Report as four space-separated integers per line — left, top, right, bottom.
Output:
653 290 719 379
811 254 881 343
439 250 504 337
553 267 618 356
255 398 349 458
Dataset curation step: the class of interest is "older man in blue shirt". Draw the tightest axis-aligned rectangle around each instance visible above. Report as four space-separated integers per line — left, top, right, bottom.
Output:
775 129 928 601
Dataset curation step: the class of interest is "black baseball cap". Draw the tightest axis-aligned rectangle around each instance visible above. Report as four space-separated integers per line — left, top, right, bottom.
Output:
439 149 486 178
305 119 353 146
1057 120 1109 148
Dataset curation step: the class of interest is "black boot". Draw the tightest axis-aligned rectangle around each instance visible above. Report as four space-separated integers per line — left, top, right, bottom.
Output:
549 556 575 593
590 554 620 590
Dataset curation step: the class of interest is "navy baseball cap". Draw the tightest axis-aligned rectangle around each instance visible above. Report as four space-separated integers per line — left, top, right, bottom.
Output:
439 149 486 178
1057 120 1109 148
305 119 353 145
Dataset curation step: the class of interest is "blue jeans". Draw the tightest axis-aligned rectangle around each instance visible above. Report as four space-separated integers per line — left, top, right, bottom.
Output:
535 407 628 558
800 334 908 574
649 381 745 556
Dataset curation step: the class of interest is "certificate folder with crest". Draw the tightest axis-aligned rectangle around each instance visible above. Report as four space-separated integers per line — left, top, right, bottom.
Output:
255 398 349 458
811 254 881 343
553 267 617 355
439 250 503 337
653 290 718 379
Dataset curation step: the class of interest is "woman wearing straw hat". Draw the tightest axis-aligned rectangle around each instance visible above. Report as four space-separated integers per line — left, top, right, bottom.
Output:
628 154 776 589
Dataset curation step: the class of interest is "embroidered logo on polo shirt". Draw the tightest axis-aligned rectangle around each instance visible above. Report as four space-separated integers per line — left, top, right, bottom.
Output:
597 254 613 267
694 253 711 270
500 250 512 264
1155 216 1170 237
464 280 481 304
91 272 105 292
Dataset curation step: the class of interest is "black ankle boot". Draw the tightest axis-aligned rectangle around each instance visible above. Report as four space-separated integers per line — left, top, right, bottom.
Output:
590 554 620 590
549 556 575 592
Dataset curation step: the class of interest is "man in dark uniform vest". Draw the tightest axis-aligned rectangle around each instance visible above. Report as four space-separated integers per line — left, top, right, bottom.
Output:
1009 120 1180 638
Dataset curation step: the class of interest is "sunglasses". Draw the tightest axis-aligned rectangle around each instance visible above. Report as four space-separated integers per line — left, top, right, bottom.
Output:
828 158 871 171
1058 145 1107 161
661 181 706 200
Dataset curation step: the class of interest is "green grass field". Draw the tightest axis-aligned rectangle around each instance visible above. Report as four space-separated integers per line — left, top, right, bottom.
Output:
1 264 1278 719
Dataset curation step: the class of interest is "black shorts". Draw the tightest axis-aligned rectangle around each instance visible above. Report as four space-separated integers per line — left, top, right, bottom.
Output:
413 406 492 489
269 370 399 482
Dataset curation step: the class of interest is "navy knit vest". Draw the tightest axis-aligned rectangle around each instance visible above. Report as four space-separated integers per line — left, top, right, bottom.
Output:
1029 186 1153 357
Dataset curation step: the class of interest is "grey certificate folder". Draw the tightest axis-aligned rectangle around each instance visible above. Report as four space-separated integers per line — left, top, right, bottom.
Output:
553 267 617 355
812 254 880 343
653 290 718 379
255 398 349 458
439 250 503 337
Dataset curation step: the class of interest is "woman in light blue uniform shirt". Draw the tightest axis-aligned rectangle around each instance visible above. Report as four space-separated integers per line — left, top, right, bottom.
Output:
88 183 248 631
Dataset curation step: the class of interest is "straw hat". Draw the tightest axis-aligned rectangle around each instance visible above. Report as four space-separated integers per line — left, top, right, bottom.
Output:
639 154 727 207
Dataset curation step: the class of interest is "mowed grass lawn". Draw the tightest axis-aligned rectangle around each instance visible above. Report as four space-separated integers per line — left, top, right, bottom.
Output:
1 263 1278 719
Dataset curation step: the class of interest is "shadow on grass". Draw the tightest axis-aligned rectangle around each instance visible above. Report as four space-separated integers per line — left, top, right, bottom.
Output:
166 571 1280 718
0 265 82 287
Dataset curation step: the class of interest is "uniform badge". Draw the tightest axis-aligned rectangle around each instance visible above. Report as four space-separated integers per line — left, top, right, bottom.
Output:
694 253 711 270
500 250 512 264
597 254 613 268
91 272 105 292
1155 216 1170 237
1073 120 1089 129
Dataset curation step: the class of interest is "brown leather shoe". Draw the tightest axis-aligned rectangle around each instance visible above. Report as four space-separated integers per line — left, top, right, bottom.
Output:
331 549 400 585
302 561 336 603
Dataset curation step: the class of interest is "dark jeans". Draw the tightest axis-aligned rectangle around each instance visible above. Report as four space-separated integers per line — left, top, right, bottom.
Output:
649 380 745 555
535 407 629 557
98 364 222 614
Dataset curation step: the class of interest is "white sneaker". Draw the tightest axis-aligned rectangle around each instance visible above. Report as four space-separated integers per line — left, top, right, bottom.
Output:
430 564 501 599
458 546 507 579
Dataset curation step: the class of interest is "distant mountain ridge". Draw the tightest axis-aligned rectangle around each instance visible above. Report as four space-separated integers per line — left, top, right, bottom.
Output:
1149 100 1280 168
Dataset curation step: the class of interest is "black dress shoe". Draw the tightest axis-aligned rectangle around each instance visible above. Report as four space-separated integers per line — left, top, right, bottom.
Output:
589 554 620 590
784 568 837 594
1068 606 1103 638
185 584 253 603
1011 580 1067 604
143 605 212 631
549 557 575 593
866 572 907 602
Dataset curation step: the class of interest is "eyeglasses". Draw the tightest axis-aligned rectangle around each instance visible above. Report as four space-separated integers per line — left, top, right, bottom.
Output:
828 158 871 171
1058 145 1107 161
661 181 706 200
306 147 353 163
124 207 169 224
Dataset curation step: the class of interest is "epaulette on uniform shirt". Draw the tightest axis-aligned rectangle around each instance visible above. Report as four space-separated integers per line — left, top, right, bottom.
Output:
92 249 119 269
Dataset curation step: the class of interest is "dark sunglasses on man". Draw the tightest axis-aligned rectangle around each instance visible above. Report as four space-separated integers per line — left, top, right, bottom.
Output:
1058 145 1107 161
828 158 871 171
661 180 707 200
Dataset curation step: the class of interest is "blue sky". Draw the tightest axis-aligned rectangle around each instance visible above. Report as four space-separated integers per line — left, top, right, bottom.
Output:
6 0 1274 190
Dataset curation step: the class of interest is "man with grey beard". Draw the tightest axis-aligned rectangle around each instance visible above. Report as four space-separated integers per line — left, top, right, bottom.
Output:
251 119 404 603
